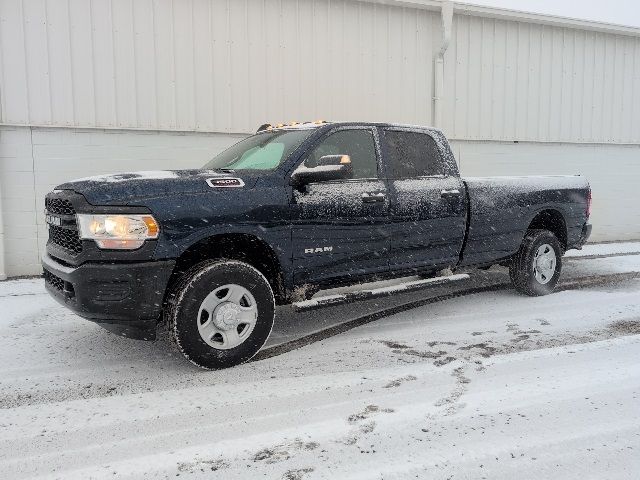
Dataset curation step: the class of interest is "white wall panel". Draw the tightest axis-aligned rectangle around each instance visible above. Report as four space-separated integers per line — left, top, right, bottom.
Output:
0 0 440 134
445 14 640 143
2 0 637 142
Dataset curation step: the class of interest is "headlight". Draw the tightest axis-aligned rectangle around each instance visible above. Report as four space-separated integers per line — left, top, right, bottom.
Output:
77 214 159 250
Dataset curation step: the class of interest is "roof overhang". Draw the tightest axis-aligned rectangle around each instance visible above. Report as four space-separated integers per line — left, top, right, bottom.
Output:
356 0 640 37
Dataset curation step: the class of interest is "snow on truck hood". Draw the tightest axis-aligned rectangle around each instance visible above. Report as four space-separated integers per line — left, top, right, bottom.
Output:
56 169 258 205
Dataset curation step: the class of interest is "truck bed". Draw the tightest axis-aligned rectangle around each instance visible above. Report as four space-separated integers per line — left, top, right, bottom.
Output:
460 175 591 267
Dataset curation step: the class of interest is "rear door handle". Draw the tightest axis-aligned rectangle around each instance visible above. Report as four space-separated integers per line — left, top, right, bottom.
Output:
362 192 386 203
441 189 461 198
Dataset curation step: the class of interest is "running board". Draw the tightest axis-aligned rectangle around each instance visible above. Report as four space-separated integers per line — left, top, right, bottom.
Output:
292 273 470 311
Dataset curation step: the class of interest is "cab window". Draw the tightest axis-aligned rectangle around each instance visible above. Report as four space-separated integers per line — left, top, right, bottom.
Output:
383 130 444 178
305 129 378 179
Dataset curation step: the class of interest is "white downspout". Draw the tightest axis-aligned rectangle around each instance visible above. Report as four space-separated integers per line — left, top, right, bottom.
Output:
434 1 453 128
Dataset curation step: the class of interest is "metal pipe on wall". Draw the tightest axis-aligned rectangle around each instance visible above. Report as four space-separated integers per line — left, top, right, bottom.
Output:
434 1 453 129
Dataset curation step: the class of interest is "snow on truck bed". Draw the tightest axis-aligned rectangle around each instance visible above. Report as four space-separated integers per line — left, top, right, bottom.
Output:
1 243 639 479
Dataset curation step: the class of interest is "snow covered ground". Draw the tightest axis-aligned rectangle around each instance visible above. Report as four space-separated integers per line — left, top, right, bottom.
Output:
1 244 640 479
565 241 640 258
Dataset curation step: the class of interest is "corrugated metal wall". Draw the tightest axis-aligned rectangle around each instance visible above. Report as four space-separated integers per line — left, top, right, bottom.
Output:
1 0 638 142
442 14 640 143
0 0 440 133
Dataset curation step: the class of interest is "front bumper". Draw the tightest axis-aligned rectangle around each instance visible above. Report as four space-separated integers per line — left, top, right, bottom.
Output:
42 253 175 335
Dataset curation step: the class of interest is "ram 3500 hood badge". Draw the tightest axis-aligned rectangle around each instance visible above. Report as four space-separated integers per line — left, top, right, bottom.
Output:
206 178 245 188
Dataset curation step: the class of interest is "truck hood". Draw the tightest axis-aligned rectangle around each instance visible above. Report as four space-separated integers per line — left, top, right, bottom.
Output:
56 169 261 205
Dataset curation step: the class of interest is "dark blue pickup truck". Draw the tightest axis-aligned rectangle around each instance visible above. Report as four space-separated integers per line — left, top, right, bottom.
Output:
42 122 591 369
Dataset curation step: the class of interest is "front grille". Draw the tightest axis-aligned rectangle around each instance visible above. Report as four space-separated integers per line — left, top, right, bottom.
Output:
43 269 64 291
48 224 83 254
45 194 83 256
45 197 76 216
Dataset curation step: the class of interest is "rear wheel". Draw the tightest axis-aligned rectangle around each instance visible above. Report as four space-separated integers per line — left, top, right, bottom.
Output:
509 229 562 296
166 260 275 369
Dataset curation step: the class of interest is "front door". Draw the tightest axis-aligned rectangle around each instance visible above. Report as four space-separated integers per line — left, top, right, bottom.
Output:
382 128 467 272
290 127 390 285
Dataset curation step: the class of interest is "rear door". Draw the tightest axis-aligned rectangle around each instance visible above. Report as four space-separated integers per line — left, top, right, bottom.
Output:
290 127 390 285
382 128 466 271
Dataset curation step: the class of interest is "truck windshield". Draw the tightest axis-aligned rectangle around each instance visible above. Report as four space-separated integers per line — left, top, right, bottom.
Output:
202 129 314 171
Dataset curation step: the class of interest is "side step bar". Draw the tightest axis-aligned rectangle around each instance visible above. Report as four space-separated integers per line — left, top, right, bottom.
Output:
292 273 470 312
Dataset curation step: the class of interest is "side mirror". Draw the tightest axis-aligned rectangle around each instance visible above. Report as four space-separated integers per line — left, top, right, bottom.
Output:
290 155 353 188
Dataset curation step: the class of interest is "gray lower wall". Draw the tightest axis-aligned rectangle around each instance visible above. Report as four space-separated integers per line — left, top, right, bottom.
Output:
1 126 638 277
0 126 244 277
451 140 640 243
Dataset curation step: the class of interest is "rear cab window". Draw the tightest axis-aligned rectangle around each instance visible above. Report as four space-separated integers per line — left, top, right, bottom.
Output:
383 129 445 178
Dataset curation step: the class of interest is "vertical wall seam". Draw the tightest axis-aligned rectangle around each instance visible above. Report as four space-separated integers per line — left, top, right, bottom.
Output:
515 21 520 139
413 8 418 122
527 23 534 140
488 19 495 140
20 0 31 124
131 0 140 128
559 28 566 142
227 0 233 130
151 0 159 129
536 24 544 141
524 23 531 140
209 0 215 129
547 26 554 142
171 0 177 129
296 0 301 120
43 0 54 123
248 0 254 129
630 39 637 139
109 0 119 126
28 126 40 269
589 32 597 141
579 30 586 141
191 0 198 130
66 0 76 126
89 0 98 125
599 34 607 142
568 29 575 141
502 20 509 141
478 18 484 139
465 16 471 138
610 36 618 142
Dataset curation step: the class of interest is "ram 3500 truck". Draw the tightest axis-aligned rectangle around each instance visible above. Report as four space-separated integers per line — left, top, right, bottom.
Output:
42 122 592 369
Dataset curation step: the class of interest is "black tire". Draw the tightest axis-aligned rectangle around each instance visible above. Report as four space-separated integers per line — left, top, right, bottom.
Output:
166 260 275 369
509 229 562 296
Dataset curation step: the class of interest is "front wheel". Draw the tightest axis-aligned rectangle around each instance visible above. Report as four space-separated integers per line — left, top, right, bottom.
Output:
509 229 562 296
166 260 275 369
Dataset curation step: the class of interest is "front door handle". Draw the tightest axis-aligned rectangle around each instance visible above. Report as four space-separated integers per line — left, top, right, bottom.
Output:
362 192 386 203
441 189 461 199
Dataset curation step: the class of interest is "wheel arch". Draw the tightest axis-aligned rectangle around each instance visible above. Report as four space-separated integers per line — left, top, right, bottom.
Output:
526 209 568 251
167 232 287 305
